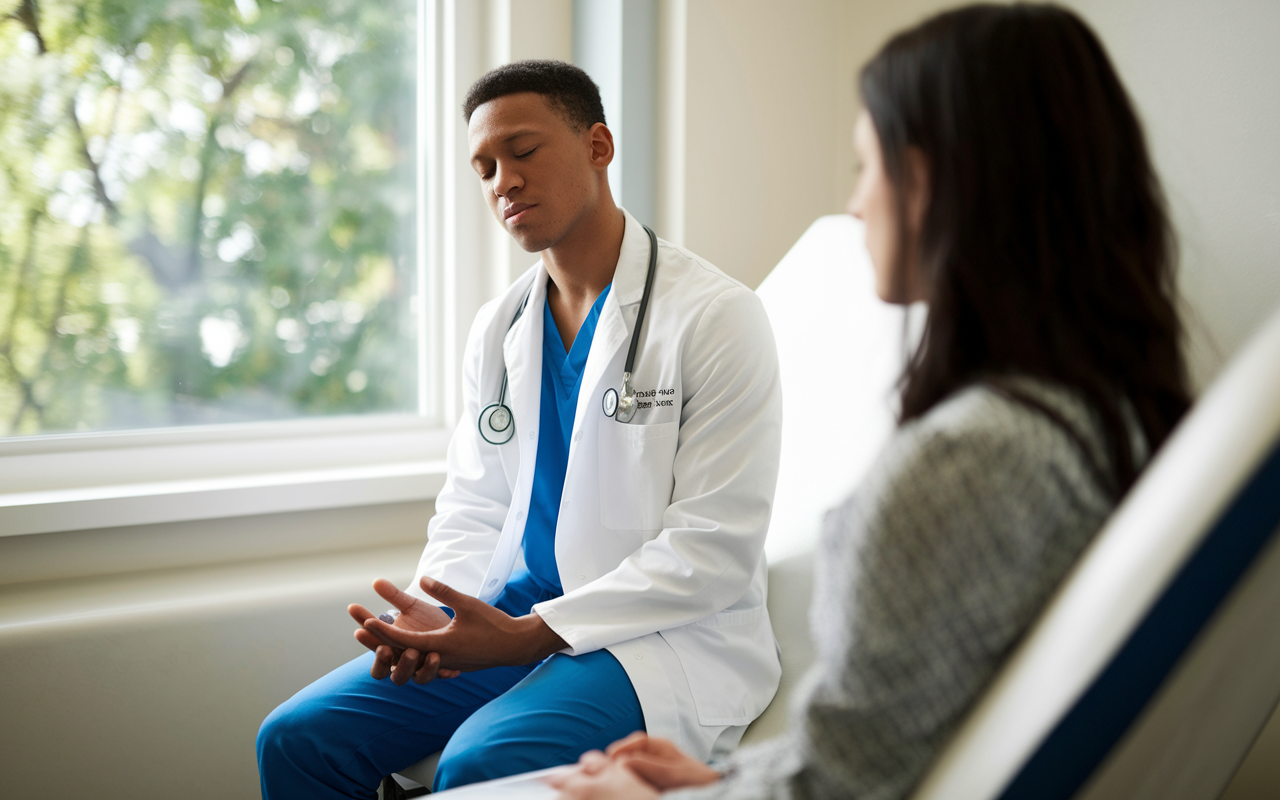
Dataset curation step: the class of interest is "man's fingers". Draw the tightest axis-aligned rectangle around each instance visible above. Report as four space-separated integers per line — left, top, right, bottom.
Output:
413 652 440 684
363 617 437 652
417 576 462 610
354 627 387 653
370 645 395 680
348 603 376 625
391 648 421 686
372 578 420 614
354 619 410 660
438 668 461 679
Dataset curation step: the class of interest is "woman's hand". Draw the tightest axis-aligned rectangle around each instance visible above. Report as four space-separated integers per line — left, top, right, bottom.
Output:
359 576 569 672
547 751 660 800
606 733 722 790
547 735 722 799
347 578 459 685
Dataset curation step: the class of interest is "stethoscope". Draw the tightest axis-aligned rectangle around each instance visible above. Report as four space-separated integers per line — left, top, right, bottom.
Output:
478 225 659 445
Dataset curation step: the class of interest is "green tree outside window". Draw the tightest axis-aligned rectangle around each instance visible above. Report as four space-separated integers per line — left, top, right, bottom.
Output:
0 0 419 436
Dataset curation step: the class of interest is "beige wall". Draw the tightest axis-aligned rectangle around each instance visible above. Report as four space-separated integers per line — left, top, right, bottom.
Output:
676 0 846 290
665 0 1280 390
657 0 949 289
0 501 430 798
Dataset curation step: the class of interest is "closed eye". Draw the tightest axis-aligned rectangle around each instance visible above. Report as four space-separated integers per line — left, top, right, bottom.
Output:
515 147 537 158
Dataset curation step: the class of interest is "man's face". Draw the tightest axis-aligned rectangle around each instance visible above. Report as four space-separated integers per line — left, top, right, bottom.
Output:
467 92 605 253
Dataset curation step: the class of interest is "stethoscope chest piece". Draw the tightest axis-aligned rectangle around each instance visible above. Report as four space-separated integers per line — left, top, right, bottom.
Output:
614 371 638 423
479 402 515 445
602 388 619 418
615 395 637 423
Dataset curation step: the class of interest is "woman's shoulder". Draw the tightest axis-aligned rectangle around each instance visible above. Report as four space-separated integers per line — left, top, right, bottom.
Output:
859 378 1112 519
814 378 1117 622
907 378 1101 460
917 377 1097 442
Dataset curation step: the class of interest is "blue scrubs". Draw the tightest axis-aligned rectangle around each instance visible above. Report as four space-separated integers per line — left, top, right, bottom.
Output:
258 284 644 799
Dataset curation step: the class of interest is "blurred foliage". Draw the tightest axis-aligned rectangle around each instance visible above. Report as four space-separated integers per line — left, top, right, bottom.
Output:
0 0 418 436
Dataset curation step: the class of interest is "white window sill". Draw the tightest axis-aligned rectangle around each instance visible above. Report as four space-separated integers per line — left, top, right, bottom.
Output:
0 415 453 537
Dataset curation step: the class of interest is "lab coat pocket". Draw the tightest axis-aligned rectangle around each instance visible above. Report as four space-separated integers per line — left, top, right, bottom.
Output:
662 605 779 726
598 418 680 531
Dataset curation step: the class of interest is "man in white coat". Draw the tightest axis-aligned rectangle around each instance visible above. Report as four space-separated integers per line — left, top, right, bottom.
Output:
257 60 782 798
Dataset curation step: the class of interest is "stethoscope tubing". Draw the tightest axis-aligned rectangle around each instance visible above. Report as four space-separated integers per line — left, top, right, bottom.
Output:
479 224 658 444
624 226 659 378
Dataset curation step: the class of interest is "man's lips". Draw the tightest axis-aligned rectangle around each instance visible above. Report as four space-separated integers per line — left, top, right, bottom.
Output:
503 202 535 222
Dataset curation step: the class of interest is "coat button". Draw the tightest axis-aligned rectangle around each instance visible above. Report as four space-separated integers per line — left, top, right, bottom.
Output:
487 579 498 588
517 511 524 520
577 574 586 580
528 431 536 440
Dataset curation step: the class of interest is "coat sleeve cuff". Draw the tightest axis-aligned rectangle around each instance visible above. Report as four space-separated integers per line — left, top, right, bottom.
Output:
532 600 595 656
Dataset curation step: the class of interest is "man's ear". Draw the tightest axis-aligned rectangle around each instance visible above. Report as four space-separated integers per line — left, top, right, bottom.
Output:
587 122 615 171
904 146 930 235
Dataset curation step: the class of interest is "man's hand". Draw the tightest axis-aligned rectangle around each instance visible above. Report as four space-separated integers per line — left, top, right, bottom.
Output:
348 578 459 685
360 576 569 671
606 733 722 790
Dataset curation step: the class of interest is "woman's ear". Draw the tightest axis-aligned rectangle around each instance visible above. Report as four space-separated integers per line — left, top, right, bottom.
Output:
904 146 930 236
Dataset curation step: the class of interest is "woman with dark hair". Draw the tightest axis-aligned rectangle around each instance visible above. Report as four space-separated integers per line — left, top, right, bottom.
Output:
551 4 1190 799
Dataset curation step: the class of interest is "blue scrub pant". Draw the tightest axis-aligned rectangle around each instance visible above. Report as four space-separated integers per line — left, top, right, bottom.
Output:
256 649 644 799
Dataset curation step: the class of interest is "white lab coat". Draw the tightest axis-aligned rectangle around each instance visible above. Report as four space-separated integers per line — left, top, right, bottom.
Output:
410 210 783 760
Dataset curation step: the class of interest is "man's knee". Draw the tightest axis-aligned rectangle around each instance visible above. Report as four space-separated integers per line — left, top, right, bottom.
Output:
433 743 498 791
434 733 539 792
257 699 322 772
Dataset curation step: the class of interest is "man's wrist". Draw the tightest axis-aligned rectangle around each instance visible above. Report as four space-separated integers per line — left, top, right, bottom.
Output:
518 611 569 662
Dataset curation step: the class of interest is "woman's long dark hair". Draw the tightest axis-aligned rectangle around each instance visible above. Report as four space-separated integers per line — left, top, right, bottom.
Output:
860 3 1190 496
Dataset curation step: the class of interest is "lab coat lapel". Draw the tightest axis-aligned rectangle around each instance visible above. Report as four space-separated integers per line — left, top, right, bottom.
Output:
504 263 548 474
571 211 653 446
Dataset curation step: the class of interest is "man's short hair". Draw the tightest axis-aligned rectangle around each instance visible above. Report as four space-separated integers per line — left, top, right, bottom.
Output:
463 60 606 131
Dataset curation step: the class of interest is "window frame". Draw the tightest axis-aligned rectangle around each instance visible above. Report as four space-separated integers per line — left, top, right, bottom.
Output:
0 0 504 539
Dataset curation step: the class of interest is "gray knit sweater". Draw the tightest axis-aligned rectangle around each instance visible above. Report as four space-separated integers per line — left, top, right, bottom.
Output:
671 381 1120 800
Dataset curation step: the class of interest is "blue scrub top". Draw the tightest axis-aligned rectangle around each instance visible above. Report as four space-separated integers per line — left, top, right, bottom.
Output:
492 283 612 618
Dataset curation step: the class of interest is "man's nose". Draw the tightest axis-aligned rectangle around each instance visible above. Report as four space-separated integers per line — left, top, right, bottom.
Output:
493 161 522 199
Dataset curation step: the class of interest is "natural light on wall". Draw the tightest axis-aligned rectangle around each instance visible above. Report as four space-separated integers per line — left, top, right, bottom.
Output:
0 0 419 437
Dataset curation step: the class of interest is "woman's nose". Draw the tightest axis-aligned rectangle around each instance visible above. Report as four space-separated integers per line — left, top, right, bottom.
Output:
846 191 864 221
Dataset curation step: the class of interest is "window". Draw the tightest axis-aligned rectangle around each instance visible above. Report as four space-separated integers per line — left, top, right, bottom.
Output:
0 0 420 437
0 2 566 537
